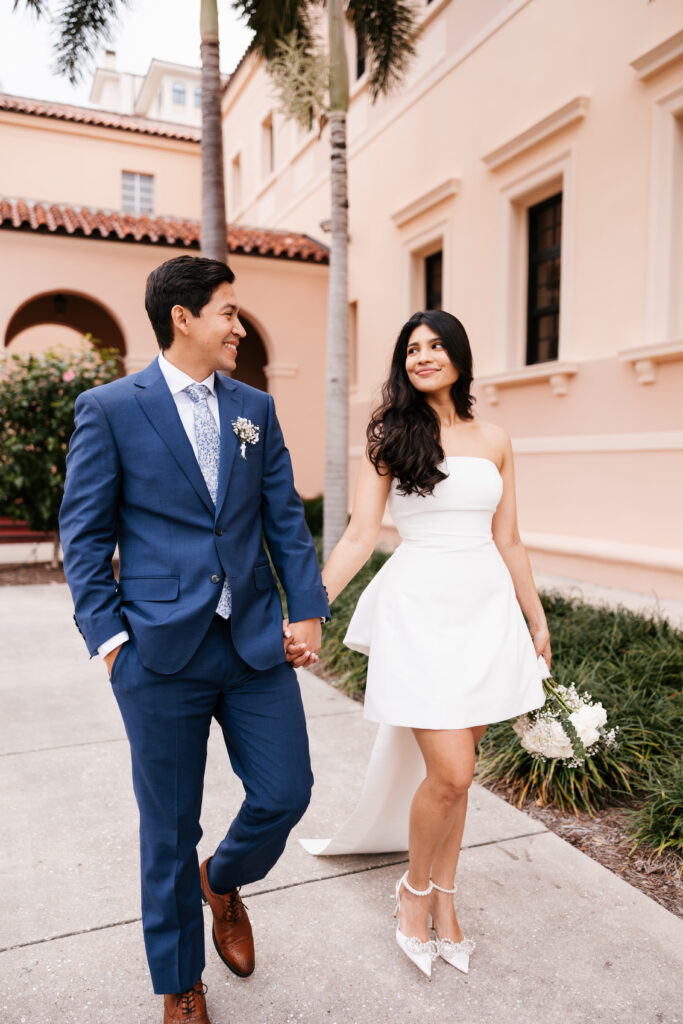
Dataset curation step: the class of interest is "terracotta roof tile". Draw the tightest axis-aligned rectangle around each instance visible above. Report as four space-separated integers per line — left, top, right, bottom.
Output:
0 93 201 142
0 196 329 264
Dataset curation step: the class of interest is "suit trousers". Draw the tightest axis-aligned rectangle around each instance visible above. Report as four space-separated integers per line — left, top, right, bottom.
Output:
110 616 313 995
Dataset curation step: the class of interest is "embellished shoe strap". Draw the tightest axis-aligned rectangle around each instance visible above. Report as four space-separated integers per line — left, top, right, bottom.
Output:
431 879 457 894
400 871 432 897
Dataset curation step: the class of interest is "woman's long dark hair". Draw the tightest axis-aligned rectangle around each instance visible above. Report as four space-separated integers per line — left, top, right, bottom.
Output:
367 310 475 496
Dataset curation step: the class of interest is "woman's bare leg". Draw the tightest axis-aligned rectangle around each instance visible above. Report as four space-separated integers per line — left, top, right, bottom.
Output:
398 727 478 941
430 724 487 941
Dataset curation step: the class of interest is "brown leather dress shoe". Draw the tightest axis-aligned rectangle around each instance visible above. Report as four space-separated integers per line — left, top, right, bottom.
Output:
200 857 255 977
163 981 210 1022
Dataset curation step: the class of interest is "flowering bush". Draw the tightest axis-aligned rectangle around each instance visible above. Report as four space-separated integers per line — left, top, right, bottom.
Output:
0 342 119 560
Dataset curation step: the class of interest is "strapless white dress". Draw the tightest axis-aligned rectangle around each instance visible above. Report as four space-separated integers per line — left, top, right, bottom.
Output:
301 456 548 856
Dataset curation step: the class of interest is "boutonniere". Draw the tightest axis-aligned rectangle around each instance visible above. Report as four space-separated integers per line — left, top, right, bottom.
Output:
232 417 260 459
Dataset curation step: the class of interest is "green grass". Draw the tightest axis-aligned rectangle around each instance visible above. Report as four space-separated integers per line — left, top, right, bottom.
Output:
317 563 683 855
624 755 683 857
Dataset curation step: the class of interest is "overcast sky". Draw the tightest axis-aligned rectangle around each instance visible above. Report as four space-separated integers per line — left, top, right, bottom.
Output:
0 0 254 107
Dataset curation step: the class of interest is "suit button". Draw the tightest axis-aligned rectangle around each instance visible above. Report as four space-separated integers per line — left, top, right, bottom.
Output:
215 527 223 536
210 573 221 584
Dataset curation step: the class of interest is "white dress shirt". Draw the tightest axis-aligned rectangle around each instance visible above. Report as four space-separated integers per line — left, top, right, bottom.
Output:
99 354 221 659
155 353 220 456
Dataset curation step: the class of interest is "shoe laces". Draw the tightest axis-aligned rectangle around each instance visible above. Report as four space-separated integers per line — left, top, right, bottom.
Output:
176 982 207 1016
223 888 245 924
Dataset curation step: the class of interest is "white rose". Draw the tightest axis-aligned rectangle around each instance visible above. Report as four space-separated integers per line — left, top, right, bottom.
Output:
569 702 607 747
520 718 573 759
512 717 527 739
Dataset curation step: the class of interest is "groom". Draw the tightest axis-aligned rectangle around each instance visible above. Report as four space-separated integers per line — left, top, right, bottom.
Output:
59 255 330 1023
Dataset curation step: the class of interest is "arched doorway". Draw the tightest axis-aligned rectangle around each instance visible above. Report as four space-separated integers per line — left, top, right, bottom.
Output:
4 291 126 367
230 312 269 392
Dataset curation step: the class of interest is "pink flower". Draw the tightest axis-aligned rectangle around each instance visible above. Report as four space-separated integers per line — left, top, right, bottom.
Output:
62 369 76 382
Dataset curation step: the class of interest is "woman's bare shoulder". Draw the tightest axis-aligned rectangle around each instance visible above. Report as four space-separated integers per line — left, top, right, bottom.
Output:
474 418 511 449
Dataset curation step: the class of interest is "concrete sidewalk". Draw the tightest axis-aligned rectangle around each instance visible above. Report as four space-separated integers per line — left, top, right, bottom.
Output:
1 584 681 1024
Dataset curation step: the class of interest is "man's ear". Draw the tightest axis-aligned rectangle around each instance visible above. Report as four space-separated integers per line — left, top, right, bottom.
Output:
171 304 190 337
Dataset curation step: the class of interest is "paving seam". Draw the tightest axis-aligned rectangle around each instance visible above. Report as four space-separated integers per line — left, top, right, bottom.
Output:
0 916 143 955
0 829 548 955
0 712 362 758
0 736 127 758
242 827 549 899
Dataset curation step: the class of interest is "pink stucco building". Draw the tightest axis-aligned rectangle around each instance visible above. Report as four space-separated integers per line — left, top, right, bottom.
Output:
2 0 682 598
0 93 329 498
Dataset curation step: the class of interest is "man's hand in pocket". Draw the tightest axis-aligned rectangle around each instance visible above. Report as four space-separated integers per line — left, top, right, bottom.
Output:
104 644 124 677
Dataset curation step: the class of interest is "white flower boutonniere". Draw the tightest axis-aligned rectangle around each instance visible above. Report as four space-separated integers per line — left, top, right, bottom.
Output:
232 417 260 460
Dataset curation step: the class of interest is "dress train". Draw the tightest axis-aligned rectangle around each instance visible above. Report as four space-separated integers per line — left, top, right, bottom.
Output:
299 724 423 855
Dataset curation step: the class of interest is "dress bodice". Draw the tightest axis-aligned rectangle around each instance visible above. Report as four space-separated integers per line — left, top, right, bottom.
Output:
387 456 503 550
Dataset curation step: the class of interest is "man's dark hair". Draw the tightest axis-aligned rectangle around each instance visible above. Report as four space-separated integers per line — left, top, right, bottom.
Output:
145 255 235 350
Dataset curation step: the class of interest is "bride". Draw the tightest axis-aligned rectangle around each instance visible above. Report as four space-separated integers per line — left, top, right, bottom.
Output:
304 310 552 979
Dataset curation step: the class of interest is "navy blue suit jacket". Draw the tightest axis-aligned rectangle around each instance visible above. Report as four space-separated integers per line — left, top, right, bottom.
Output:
59 359 329 675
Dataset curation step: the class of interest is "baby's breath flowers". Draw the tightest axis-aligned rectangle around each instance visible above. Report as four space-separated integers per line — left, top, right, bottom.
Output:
232 417 260 460
514 678 618 767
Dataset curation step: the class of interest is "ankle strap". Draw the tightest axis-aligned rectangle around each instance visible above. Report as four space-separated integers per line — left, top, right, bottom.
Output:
400 871 432 897
431 879 457 894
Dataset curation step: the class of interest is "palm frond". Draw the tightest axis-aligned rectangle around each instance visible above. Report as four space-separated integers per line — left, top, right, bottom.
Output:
52 0 127 84
230 0 314 61
13 0 46 14
346 0 418 100
269 30 328 127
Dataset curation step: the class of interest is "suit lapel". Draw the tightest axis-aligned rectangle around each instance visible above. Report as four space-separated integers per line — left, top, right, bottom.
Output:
215 374 243 519
133 361 214 515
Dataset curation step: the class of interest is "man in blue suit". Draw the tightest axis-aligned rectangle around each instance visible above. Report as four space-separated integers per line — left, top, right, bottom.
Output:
59 255 330 1023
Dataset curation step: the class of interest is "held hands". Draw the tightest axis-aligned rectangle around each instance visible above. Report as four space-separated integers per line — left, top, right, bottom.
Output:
531 621 552 670
283 618 322 668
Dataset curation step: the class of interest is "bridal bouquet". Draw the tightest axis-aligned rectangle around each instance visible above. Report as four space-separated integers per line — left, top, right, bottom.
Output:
513 677 619 767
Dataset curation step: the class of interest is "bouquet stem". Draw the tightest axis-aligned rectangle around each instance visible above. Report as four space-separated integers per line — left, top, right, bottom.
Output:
542 676 574 716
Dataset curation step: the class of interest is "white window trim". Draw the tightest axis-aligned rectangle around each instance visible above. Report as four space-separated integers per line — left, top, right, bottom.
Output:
643 83 683 347
493 149 575 373
630 28 683 80
401 218 450 320
121 171 154 216
483 97 589 171
618 340 683 385
391 178 460 229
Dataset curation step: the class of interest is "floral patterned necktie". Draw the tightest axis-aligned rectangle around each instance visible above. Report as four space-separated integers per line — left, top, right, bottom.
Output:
183 383 231 618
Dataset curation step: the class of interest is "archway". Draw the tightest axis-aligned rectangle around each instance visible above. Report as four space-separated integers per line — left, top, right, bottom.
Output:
230 312 268 392
4 291 127 366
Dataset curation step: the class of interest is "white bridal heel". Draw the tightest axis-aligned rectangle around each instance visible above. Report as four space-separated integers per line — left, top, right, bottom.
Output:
430 879 476 974
394 872 438 979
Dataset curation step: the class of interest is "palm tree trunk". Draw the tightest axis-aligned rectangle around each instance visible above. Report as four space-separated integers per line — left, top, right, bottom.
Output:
200 0 228 263
323 0 350 561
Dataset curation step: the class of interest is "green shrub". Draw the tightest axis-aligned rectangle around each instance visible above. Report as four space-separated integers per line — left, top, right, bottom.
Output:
0 344 119 560
303 494 323 537
320 546 390 701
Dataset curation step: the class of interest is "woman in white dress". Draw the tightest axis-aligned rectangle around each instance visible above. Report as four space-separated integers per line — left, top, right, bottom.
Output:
318 311 552 979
